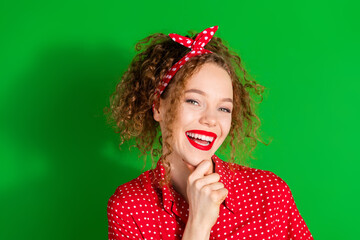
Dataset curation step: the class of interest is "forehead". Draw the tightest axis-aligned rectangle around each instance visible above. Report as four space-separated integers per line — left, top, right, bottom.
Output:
184 63 233 96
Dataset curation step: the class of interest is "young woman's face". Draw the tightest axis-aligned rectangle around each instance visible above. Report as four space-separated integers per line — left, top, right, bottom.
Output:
155 62 233 168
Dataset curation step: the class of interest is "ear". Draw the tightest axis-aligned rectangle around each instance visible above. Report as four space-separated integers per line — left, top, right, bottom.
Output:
153 101 162 122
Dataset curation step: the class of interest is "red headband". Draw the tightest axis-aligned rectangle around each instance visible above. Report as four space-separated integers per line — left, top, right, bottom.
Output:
152 25 219 110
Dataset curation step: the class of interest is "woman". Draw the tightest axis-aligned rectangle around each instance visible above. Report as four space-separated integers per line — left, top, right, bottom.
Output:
105 26 313 239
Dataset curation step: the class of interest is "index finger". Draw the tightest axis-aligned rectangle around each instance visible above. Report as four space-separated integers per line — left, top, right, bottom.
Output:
189 160 213 180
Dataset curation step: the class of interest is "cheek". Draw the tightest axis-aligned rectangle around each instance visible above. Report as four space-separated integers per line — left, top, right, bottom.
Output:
177 106 196 127
221 116 232 137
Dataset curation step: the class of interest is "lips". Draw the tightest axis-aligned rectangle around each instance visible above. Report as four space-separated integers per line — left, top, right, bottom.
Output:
185 130 217 151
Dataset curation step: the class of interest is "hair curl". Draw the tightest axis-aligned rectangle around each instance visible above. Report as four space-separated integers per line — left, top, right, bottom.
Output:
103 29 270 187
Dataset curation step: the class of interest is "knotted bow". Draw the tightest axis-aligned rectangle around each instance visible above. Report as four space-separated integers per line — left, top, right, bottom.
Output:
153 26 219 110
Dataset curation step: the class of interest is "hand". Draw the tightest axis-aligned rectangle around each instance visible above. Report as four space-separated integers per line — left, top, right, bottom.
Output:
185 160 228 230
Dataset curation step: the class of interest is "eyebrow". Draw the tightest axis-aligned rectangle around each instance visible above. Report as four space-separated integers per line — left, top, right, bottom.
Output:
184 89 233 103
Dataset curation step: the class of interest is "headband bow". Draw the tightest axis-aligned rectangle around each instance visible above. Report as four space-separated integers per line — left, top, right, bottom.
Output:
153 26 219 110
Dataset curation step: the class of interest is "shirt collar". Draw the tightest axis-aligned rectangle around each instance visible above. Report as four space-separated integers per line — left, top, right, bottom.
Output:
212 154 237 214
153 154 238 223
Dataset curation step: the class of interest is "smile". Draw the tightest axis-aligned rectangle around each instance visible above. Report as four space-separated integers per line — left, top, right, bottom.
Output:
185 130 217 151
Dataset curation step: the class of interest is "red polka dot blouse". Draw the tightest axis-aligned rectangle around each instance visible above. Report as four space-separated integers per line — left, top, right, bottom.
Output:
107 155 314 239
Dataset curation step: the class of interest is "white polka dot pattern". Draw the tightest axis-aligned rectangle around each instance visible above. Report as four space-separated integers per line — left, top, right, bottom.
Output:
107 155 314 239
152 26 218 110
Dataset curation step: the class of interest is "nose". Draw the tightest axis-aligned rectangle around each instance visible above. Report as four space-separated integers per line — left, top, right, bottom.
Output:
199 107 217 127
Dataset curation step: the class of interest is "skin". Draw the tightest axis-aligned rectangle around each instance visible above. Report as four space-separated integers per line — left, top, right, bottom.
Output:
153 62 234 239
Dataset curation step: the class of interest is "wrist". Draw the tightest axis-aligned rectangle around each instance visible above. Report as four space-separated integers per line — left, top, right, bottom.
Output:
182 216 211 240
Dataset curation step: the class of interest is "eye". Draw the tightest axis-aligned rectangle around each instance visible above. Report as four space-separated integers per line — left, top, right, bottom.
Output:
185 99 199 106
220 107 231 113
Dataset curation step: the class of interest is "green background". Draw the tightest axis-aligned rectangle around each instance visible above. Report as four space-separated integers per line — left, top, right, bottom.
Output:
1 0 359 239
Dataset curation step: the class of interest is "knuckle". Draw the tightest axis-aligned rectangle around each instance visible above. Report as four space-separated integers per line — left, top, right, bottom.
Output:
194 179 203 190
213 173 220 179
210 191 219 202
201 185 211 195
186 178 192 186
188 173 195 183
187 177 192 186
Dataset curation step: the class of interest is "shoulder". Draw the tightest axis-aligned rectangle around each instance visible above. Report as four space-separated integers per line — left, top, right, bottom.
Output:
107 169 158 213
226 160 292 194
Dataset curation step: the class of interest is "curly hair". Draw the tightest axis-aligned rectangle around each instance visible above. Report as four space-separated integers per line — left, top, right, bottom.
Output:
103 29 270 187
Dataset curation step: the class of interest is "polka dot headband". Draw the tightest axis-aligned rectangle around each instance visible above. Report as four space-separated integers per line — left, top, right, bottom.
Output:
152 25 219 110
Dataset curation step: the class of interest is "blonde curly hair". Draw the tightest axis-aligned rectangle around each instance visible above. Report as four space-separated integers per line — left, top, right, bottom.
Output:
103 29 270 187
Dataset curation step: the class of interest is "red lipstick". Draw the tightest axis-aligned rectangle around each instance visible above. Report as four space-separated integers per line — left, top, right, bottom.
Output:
185 130 217 151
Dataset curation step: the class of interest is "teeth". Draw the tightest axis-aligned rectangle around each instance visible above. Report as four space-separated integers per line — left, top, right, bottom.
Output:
186 132 215 142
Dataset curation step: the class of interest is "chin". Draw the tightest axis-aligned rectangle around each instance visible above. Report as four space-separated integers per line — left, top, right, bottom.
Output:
184 149 216 167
